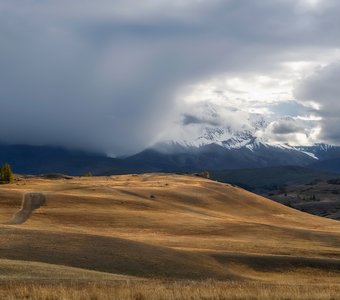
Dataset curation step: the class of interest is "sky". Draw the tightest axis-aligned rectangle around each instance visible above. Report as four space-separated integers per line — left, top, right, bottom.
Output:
1 0 340 156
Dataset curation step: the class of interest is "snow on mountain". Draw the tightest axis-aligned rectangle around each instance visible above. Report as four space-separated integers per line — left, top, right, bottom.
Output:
296 143 334 153
154 118 336 161
153 102 334 160
298 151 319 160
162 113 305 153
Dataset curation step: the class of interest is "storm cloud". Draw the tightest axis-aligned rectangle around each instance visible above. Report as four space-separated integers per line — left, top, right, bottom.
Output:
1 0 340 155
270 118 305 135
295 62 340 144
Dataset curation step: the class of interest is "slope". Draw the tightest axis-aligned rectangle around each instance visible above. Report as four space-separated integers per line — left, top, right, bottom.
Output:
0 174 339 283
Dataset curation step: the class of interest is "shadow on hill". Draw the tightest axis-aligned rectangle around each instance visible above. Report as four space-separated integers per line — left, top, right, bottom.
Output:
212 253 340 273
0 228 238 280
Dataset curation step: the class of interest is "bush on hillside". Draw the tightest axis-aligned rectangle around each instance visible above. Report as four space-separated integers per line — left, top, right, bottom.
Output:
194 171 210 179
327 178 340 185
306 178 322 186
0 163 14 183
83 171 93 177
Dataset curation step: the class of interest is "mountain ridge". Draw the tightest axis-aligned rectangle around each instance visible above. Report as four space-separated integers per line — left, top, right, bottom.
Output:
0 141 340 175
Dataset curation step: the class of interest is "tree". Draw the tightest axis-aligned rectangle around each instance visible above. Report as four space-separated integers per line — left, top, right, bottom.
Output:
1 163 14 183
83 171 93 177
202 171 210 179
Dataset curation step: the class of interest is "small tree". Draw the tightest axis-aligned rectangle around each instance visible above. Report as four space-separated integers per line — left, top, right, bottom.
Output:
202 171 210 179
1 163 14 183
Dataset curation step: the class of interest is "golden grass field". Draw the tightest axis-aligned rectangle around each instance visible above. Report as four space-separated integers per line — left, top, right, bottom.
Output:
0 173 339 299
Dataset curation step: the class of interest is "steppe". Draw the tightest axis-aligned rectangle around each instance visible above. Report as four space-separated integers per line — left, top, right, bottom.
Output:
0 174 339 299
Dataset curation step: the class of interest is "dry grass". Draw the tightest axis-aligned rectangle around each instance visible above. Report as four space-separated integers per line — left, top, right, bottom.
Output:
0 173 339 298
0 259 134 282
1 280 340 300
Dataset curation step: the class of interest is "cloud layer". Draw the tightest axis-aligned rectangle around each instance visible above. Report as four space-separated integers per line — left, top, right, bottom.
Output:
1 0 340 155
295 63 340 144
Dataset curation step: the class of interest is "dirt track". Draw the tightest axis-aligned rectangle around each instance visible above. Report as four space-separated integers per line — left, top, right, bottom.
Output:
6 193 46 224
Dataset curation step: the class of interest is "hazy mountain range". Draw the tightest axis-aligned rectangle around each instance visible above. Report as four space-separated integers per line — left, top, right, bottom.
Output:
1 138 340 176
2 100 340 175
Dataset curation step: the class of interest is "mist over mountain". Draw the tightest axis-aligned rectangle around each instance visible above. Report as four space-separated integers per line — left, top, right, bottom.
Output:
1 99 339 175
1 139 340 176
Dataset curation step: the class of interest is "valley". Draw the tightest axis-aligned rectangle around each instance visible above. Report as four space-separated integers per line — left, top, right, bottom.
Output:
268 178 340 220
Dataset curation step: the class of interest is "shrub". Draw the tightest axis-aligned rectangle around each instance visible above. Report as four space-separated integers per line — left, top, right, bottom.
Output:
327 178 340 185
202 171 210 179
194 171 210 179
310 194 317 201
0 163 14 183
306 178 322 186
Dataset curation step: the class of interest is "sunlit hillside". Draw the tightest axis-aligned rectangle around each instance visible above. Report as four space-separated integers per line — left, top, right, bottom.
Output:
0 174 339 299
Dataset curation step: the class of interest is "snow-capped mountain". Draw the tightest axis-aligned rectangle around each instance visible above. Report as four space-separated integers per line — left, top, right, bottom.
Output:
171 112 270 150
140 111 340 171
1 99 339 173
152 104 337 161
155 115 298 154
1 141 339 176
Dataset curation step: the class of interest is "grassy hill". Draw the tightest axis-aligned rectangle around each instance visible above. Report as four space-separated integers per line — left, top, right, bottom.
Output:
0 174 339 299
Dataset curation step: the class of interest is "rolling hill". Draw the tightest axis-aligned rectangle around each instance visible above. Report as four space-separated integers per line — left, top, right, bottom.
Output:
0 174 339 299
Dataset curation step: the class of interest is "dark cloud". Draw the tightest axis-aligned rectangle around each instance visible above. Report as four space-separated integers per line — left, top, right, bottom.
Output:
1 0 340 155
182 114 221 127
270 118 305 135
295 62 340 144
